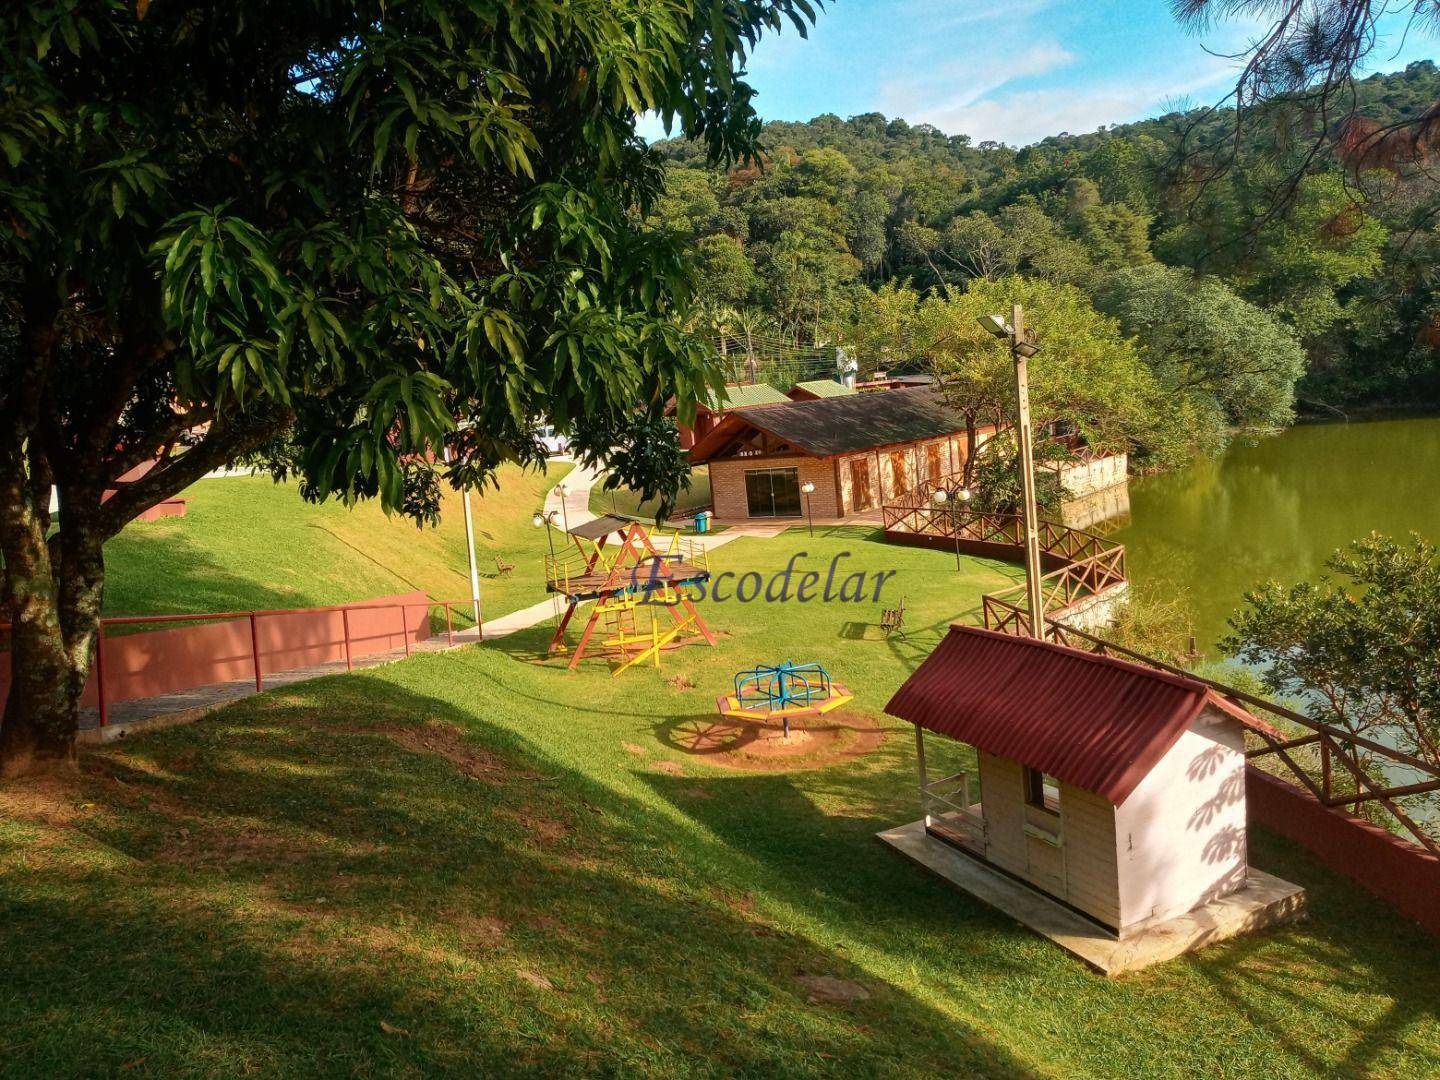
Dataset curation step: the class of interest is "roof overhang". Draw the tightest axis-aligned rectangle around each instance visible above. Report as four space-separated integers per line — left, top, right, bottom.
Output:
886 626 1274 805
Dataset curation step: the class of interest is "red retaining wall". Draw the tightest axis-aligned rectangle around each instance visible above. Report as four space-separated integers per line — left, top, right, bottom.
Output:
0 590 433 714
1247 766 1440 934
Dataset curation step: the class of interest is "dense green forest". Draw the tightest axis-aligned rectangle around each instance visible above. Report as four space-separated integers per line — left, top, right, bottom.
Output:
653 60 1440 448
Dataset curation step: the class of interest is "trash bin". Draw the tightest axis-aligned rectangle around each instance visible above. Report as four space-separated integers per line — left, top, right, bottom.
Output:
693 511 710 534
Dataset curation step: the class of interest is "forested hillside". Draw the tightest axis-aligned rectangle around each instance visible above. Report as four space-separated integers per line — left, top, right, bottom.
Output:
654 60 1440 427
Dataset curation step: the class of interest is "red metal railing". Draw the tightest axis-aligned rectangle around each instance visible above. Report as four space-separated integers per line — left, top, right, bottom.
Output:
0 597 479 728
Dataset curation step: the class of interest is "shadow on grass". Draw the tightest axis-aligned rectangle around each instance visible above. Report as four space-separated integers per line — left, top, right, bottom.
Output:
640 750 1440 1077
0 673 1032 1077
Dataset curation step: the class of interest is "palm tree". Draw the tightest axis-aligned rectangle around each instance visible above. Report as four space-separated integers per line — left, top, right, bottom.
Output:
732 306 772 383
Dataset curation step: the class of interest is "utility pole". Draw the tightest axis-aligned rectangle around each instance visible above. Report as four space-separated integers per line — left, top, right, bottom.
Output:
460 486 483 629
443 445 484 631
1010 304 1045 639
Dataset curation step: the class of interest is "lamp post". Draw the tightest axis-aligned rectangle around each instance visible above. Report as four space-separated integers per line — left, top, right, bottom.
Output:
931 487 970 571
554 482 570 534
532 510 560 557
979 304 1045 638
800 480 816 537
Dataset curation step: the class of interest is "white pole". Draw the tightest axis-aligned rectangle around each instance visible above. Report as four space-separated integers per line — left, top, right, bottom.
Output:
1011 303 1045 639
442 446 483 630
461 486 482 629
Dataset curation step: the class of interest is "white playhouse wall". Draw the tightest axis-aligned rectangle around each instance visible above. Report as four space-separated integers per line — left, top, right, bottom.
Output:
1113 708 1249 932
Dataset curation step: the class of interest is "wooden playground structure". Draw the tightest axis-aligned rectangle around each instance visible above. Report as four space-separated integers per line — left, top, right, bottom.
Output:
544 516 716 675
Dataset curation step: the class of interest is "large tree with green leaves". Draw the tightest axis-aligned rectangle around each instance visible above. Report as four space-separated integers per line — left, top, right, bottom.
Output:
1095 263 1307 432
848 277 1189 481
0 0 820 776
1226 533 1440 826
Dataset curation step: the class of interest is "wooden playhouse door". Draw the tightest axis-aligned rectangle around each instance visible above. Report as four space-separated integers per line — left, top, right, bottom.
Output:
849 459 873 511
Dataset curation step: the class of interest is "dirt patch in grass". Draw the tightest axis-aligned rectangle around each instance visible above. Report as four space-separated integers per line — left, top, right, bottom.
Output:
379 721 517 782
157 821 382 870
498 805 573 844
662 710 885 773
308 717 543 783
0 759 193 830
796 973 871 1004
0 777 90 829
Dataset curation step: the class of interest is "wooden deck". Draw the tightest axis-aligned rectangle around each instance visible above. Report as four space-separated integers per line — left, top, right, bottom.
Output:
546 558 711 600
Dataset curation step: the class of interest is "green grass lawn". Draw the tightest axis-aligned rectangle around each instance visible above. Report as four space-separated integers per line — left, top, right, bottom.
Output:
590 464 712 523
3 527 1438 1076
102 462 571 627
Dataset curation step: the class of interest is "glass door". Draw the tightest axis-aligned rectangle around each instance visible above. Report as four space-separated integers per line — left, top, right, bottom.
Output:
744 467 802 517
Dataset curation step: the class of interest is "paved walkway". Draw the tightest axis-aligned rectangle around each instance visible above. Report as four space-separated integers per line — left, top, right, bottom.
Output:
81 465 880 740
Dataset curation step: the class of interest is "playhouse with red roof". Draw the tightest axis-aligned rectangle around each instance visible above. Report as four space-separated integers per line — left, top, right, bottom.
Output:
882 626 1305 971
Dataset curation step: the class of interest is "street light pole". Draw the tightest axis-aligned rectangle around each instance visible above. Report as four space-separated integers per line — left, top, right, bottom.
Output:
931 488 964 572
533 510 559 557
555 482 570 534
954 486 971 572
800 480 816 537
1009 304 1046 639
443 445 483 629
978 304 1046 639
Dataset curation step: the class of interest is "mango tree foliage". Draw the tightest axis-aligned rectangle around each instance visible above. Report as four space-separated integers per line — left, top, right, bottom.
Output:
0 0 821 774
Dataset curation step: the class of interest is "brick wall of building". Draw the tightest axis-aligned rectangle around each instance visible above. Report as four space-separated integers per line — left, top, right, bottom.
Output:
709 455 840 523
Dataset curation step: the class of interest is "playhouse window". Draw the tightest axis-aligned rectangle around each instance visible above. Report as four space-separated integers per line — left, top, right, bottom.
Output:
1024 767 1060 815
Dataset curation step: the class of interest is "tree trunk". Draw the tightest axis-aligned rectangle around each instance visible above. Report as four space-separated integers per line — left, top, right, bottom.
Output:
0 484 83 778
962 415 979 489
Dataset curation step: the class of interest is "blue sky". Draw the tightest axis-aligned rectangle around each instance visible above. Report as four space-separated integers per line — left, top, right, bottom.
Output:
641 1 1436 146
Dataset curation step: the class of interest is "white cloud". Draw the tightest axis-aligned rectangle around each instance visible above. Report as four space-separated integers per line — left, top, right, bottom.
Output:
913 59 1239 145
881 41 1076 121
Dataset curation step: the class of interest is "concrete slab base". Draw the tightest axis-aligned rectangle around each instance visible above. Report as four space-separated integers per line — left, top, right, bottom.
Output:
878 819 1306 976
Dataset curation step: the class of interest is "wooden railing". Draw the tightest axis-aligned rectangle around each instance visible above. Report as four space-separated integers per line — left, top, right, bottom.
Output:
981 544 1127 633
984 613 1440 854
888 470 1438 851
882 472 1128 625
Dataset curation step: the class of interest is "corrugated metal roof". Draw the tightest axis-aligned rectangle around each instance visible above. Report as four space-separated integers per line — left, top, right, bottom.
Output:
885 626 1237 804
791 379 856 399
711 383 790 410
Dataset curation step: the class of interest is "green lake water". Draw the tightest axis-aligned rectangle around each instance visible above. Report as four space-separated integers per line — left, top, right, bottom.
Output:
1112 415 1440 657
